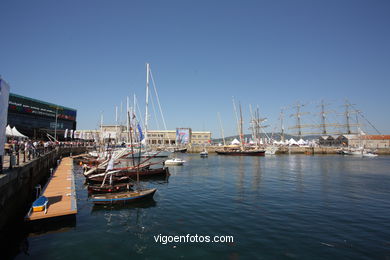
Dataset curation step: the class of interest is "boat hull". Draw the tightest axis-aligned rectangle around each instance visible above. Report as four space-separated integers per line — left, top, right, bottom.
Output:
215 150 265 156
91 188 157 205
87 183 133 194
86 167 170 183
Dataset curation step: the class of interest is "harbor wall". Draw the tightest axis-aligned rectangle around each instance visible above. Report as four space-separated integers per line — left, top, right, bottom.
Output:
0 147 86 235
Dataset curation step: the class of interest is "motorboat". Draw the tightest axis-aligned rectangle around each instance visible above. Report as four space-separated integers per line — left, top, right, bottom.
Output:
164 158 185 166
200 150 208 157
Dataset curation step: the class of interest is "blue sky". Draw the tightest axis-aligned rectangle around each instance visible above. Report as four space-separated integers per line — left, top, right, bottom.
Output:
1 0 389 137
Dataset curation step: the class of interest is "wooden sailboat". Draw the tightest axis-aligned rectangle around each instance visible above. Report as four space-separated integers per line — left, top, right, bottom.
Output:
90 189 157 205
216 100 265 156
90 106 157 205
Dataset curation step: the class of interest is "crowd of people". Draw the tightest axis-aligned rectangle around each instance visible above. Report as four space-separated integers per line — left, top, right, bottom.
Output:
2 139 94 168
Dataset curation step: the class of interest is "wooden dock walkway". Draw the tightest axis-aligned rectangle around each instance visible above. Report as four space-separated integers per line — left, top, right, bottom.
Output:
25 157 77 221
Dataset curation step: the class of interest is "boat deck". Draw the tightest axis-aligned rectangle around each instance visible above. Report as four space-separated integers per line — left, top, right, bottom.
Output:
25 157 77 221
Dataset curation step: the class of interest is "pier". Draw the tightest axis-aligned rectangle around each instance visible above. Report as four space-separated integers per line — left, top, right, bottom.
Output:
0 146 86 236
25 157 77 221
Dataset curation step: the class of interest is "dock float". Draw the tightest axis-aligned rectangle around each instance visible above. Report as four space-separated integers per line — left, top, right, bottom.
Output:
25 157 77 221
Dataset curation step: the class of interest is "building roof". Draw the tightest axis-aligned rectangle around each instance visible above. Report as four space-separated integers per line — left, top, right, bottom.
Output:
360 135 390 140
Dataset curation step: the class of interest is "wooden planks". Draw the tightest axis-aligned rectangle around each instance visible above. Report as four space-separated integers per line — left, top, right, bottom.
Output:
25 157 77 221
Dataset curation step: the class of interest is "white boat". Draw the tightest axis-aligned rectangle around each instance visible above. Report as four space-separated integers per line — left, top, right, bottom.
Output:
265 146 278 155
362 152 378 157
200 150 208 157
164 158 185 166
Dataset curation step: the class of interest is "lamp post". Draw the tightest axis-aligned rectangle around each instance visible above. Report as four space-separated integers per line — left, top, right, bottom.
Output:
54 107 58 141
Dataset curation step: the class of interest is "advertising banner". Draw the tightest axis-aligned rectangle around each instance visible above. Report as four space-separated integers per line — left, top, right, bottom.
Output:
176 128 191 145
8 93 77 121
0 79 10 157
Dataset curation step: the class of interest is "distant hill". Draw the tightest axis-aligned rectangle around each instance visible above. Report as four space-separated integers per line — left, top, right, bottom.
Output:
212 133 320 143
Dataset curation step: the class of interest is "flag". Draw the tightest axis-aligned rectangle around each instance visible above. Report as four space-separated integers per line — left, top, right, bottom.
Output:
137 123 144 141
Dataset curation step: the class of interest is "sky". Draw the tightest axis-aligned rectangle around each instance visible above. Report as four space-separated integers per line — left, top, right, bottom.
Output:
1 0 389 138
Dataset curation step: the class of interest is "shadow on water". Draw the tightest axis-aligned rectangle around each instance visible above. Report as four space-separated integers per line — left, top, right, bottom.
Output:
2 215 77 260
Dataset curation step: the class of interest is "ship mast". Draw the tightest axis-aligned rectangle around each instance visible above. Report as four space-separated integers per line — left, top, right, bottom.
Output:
144 63 150 146
239 103 244 150
280 108 285 142
217 112 226 146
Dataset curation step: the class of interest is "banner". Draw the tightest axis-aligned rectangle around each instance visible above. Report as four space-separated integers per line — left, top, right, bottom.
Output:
0 79 10 157
137 123 144 141
176 128 191 144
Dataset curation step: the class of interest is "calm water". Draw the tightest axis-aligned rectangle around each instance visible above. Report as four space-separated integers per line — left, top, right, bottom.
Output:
15 155 390 259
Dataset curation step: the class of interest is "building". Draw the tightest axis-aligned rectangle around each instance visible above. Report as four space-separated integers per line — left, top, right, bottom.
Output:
319 135 349 146
7 93 77 140
99 125 211 145
348 135 390 149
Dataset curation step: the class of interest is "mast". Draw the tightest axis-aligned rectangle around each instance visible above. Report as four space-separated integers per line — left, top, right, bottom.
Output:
296 103 302 138
321 100 327 135
249 104 255 146
115 105 118 144
345 100 351 134
126 96 129 143
232 97 241 145
144 63 150 146
100 112 104 147
217 112 226 146
239 103 244 150
280 108 285 142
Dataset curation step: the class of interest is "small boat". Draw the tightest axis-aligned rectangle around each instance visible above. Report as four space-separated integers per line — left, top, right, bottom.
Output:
90 188 157 205
86 167 170 183
32 196 48 213
141 150 171 158
87 182 133 194
200 150 208 157
172 148 187 153
362 152 378 157
164 158 185 166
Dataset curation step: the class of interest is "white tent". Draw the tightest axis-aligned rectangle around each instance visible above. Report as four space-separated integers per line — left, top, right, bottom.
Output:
5 125 27 138
289 138 298 146
297 138 307 145
230 138 240 145
11 126 27 138
5 125 13 137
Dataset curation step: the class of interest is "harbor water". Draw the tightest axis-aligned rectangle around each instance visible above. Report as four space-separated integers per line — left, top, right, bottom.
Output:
15 154 390 259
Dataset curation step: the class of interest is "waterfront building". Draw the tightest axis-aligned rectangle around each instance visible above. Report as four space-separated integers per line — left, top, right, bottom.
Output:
98 125 211 145
319 135 350 147
7 93 77 139
348 135 390 149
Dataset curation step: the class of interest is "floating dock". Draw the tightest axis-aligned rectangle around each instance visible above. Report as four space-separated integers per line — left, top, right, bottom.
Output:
25 157 77 221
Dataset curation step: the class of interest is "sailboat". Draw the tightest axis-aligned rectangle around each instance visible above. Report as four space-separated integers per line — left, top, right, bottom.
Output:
216 101 265 156
90 107 158 205
140 63 171 158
